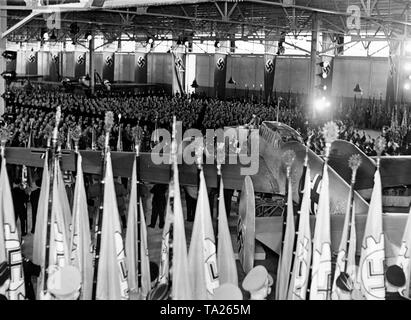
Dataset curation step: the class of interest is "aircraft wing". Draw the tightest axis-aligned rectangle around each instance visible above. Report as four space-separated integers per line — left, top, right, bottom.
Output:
329 140 411 189
3 147 276 192
256 214 407 260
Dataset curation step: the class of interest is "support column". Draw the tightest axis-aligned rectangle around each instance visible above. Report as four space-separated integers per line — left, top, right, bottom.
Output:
396 12 408 104
89 33 95 94
0 0 6 115
308 13 321 119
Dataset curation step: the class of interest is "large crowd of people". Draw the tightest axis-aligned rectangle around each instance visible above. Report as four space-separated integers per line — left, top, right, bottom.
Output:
2 88 410 157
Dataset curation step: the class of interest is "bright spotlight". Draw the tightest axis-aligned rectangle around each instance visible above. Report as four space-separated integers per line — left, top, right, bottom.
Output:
406 42 411 53
405 83 411 90
85 31 92 41
315 96 330 111
405 63 411 71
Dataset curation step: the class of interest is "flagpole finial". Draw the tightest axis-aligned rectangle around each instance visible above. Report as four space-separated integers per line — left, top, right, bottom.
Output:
170 117 177 165
305 129 314 165
282 150 296 178
52 106 62 146
193 138 204 169
71 125 82 153
44 123 53 148
348 154 362 184
374 136 386 168
322 121 339 160
132 125 143 156
216 142 225 175
104 111 114 151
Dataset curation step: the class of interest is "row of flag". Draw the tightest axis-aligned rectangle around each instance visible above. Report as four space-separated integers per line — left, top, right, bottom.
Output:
0 114 239 300
275 124 411 300
158 128 239 299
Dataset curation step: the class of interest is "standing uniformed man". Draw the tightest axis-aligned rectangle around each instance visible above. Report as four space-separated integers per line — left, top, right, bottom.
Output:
385 265 410 300
47 266 82 300
335 272 354 300
242 265 273 300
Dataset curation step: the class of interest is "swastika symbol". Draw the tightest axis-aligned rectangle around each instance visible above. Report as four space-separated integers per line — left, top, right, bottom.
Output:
106 56 113 67
77 55 85 65
216 57 225 70
137 56 146 68
265 59 274 73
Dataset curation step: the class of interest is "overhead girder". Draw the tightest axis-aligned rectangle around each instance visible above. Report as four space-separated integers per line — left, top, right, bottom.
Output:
1 0 411 43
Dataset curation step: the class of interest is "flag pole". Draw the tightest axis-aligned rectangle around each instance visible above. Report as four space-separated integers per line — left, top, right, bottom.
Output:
308 121 339 300
344 155 361 273
288 133 313 290
91 111 114 300
132 125 143 293
42 106 61 296
275 149 296 300
215 142 225 249
167 116 178 289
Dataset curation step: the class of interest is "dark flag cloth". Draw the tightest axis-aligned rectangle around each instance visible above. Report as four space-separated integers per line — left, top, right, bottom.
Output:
172 51 186 95
214 53 227 99
264 55 276 102
102 52 115 82
74 52 87 79
49 52 60 82
135 53 148 83
26 51 37 75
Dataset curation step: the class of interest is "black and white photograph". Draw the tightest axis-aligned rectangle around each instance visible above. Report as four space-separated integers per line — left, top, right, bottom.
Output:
0 0 411 309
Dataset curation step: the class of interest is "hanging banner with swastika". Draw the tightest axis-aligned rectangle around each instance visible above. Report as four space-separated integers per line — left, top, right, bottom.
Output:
103 52 115 82
26 52 38 75
214 53 227 99
49 52 60 82
135 53 148 83
264 54 276 102
74 52 87 79
171 51 185 95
